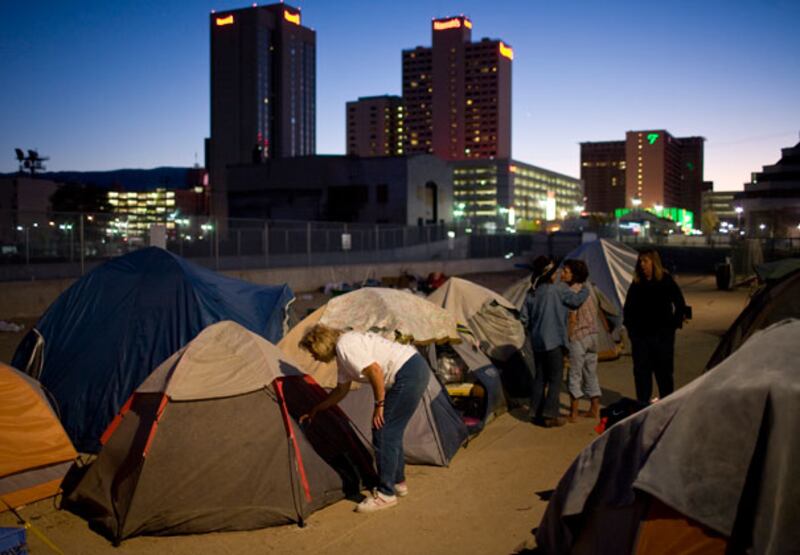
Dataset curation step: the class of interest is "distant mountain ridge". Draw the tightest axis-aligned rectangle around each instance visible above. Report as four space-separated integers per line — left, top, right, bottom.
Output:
1 167 194 191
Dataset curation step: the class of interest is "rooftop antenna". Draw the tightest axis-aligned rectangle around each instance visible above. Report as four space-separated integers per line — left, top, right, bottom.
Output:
14 148 49 176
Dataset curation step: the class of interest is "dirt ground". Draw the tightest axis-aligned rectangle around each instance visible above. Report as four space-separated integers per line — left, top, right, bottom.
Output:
0 272 750 555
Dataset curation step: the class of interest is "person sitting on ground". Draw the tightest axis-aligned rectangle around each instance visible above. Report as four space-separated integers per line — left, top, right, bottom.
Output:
563 259 601 422
520 256 589 428
298 324 429 513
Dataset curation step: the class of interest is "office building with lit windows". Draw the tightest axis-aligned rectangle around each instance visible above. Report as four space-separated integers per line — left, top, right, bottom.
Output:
107 189 177 235
581 130 705 219
402 16 512 161
207 3 315 220
702 190 738 227
346 96 404 157
451 159 583 230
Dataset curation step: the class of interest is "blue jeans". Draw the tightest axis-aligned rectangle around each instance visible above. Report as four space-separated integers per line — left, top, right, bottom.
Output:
530 347 564 420
372 354 429 496
568 334 601 399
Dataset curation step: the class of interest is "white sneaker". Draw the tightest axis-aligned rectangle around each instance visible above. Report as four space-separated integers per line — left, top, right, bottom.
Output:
394 482 408 497
356 491 398 513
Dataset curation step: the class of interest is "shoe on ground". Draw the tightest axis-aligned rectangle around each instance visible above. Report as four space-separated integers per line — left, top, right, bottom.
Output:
543 417 567 428
356 491 398 513
394 482 408 497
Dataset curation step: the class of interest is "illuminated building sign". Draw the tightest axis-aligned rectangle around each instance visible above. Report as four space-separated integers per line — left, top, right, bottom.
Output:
433 17 469 31
614 206 695 231
509 164 518 173
647 133 659 145
499 42 514 60
284 10 300 25
215 15 234 26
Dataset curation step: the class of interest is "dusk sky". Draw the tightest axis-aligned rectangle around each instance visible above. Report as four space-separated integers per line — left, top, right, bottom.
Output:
2 0 798 191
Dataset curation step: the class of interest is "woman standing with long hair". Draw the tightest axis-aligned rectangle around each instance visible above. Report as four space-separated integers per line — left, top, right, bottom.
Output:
623 249 687 404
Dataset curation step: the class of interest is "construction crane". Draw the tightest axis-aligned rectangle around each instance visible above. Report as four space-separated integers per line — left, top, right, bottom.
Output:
14 148 49 176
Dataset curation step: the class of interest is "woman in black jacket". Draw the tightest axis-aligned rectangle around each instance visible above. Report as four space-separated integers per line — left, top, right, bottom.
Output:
623 249 686 404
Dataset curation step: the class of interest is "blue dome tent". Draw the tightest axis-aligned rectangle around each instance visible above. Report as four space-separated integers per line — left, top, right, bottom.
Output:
12 247 294 453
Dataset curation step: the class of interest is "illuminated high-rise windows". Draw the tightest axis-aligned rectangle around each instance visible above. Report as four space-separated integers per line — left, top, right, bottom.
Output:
402 16 511 161
346 96 405 157
208 3 316 220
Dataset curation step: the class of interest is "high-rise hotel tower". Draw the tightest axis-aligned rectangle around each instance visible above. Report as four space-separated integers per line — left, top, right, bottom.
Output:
207 3 315 219
402 16 512 161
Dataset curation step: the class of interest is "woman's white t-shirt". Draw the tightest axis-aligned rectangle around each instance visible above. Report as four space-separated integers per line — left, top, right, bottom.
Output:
335 332 418 388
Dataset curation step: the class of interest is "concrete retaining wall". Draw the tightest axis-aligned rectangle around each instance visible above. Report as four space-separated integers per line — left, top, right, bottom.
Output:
0 257 519 319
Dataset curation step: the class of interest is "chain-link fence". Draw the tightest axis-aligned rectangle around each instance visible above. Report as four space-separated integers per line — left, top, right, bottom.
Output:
0 210 542 281
4 210 795 282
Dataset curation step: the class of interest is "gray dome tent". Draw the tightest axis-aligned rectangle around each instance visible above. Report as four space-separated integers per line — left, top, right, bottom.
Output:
64 322 376 543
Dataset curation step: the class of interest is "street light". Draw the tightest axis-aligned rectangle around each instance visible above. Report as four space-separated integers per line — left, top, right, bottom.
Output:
631 197 642 207
735 206 743 230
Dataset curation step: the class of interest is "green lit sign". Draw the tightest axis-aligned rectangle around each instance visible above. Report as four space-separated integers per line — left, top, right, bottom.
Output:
647 133 659 145
614 206 695 231
686 162 695 172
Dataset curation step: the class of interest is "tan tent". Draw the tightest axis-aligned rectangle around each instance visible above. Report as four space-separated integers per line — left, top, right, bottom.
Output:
427 277 525 361
64 321 376 543
0 363 77 511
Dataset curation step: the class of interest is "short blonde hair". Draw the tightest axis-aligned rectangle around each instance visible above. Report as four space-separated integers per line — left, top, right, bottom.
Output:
299 324 342 362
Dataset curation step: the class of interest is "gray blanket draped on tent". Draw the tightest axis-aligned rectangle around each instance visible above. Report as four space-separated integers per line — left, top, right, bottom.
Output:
537 319 800 554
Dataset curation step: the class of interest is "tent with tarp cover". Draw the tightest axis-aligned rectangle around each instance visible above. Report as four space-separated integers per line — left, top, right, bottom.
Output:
279 288 468 465
63 322 376 544
536 319 800 554
12 247 294 453
426 277 532 407
427 277 525 361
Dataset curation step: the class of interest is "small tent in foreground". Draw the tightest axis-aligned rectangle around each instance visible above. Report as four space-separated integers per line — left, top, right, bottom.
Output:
1 363 77 511
64 322 376 543
12 247 295 453
537 319 800 554
280 288 468 465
